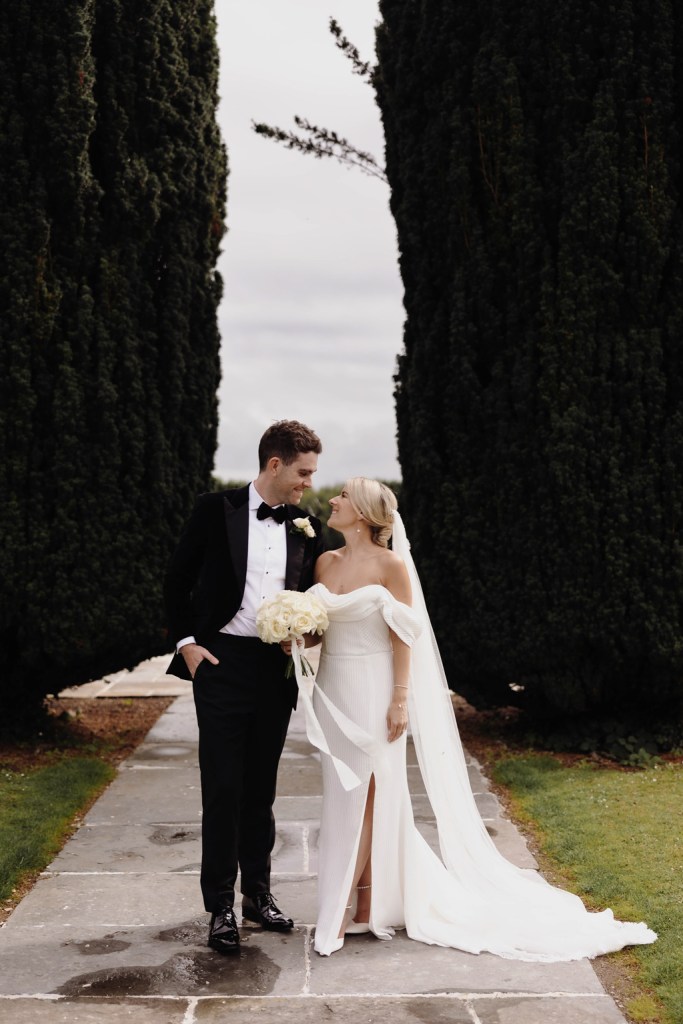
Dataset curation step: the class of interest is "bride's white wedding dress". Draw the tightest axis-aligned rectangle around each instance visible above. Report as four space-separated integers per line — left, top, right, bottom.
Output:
298 569 657 960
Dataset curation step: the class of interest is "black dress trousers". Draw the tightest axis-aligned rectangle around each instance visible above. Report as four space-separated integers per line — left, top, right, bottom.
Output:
192 632 292 912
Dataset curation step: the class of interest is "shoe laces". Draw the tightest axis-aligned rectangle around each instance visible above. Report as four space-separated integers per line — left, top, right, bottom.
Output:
256 893 278 911
215 904 235 921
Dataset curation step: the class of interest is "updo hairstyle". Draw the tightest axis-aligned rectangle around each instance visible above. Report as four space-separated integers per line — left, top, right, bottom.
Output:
345 478 398 548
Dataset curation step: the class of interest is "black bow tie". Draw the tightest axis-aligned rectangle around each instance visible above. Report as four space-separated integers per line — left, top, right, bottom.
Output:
256 501 288 524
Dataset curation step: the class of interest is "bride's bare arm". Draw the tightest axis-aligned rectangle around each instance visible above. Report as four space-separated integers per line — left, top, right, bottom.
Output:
385 556 412 742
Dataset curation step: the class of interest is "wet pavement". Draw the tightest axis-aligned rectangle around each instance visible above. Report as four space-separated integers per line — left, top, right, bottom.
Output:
0 660 629 1023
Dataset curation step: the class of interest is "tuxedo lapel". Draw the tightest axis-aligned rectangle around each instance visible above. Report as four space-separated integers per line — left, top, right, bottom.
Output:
223 488 250 596
223 488 307 595
285 521 306 591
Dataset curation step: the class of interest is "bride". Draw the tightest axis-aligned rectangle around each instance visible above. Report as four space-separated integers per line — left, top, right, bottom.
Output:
298 477 657 959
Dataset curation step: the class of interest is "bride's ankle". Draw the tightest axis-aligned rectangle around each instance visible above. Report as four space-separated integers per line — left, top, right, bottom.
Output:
355 883 371 920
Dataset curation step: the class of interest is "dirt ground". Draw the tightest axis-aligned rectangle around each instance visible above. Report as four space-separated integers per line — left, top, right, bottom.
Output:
0 696 174 773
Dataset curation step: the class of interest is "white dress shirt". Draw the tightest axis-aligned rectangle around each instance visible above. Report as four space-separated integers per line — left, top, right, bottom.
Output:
176 482 287 649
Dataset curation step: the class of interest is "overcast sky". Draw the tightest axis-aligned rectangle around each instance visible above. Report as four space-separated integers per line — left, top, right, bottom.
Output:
213 1 404 487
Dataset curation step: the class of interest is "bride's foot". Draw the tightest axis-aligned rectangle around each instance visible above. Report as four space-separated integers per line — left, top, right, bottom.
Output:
346 882 371 933
338 903 353 938
339 882 372 938
345 919 371 935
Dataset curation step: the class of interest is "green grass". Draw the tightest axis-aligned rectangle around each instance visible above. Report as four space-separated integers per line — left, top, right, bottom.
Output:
491 754 683 1024
0 756 115 902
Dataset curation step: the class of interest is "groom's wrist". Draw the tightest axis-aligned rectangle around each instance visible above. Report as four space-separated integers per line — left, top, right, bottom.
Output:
176 636 196 653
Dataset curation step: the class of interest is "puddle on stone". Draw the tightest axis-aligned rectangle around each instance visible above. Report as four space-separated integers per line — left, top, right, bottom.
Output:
64 936 131 956
57 946 281 997
149 826 200 845
146 745 194 758
157 919 207 944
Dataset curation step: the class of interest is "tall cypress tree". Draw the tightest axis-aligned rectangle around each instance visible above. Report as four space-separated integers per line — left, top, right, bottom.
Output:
377 0 683 723
0 0 226 725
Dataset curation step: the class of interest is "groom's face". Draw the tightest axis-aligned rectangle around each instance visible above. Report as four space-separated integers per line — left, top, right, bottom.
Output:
272 452 318 505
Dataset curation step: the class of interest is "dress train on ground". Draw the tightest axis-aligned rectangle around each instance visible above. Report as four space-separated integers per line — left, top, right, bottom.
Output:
303 583 656 960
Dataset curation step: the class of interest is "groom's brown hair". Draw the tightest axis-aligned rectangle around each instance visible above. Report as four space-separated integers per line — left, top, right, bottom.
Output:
258 420 322 469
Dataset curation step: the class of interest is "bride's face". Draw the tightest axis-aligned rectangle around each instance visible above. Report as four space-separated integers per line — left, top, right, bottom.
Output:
328 488 359 530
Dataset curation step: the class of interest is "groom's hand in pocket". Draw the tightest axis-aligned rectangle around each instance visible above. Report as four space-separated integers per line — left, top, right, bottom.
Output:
181 643 219 679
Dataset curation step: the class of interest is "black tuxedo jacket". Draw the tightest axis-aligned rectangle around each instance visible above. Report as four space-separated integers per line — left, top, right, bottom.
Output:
164 485 324 680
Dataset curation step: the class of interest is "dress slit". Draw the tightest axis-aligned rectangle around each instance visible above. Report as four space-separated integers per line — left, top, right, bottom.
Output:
317 775 369 954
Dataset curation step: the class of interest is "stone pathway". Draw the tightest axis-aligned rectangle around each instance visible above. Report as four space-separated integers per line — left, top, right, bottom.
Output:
0 659 629 1023
58 655 189 699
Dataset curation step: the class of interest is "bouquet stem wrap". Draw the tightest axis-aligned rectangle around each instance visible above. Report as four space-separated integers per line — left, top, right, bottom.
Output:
256 589 381 790
290 638 386 791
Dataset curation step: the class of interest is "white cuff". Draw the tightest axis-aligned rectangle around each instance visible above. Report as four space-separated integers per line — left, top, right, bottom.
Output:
176 636 196 652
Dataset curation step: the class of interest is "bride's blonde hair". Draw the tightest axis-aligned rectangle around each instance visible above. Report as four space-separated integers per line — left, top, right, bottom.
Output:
345 478 398 548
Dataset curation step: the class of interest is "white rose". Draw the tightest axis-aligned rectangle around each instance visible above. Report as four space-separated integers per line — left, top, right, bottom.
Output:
268 618 291 642
291 612 314 636
257 591 329 646
292 517 315 538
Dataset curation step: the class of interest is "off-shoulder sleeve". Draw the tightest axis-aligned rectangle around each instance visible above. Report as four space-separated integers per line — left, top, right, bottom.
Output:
379 592 423 647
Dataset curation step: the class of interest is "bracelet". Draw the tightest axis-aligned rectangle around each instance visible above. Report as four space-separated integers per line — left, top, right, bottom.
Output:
394 684 408 689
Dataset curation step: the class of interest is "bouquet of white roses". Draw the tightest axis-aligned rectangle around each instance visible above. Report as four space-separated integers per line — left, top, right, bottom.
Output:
256 590 329 677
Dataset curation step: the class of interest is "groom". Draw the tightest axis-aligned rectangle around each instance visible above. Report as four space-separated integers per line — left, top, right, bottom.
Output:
164 420 324 954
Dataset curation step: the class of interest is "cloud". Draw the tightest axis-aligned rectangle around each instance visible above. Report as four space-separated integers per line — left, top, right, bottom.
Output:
213 1 403 486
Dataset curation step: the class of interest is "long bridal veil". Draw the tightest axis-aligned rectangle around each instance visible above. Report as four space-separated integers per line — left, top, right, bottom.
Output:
391 510 501 874
391 510 656 961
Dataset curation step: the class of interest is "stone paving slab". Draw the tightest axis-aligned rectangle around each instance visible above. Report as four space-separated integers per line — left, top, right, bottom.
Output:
195 995 474 1023
59 656 191 699
471 995 628 1023
3 874 200 932
191 994 625 1024
306 929 604 996
482 817 538 870
3 875 314 937
280 738 321 760
46 822 202 874
143 696 197 743
0 999 189 1024
122 740 199 766
276 762 324 796
272 823 318 873
273 794 322 822
84 767 201 825
44 821 316 877
405 758 490 792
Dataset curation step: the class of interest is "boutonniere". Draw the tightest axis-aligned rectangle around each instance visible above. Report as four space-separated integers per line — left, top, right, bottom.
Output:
290 516 316 539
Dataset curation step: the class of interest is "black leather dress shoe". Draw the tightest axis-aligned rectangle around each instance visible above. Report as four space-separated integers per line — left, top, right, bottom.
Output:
242 892 294 931
208 904 240 954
